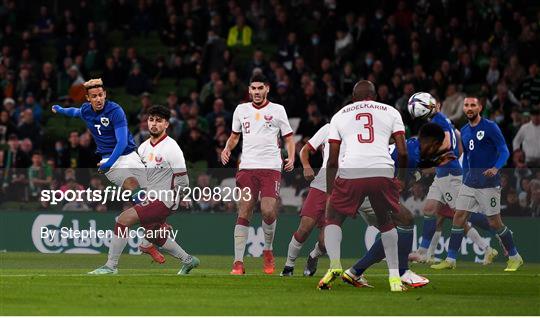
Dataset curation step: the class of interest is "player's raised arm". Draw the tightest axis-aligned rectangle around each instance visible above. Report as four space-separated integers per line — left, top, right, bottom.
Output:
51 104 81 117
98 125 128 173
97 108 129 173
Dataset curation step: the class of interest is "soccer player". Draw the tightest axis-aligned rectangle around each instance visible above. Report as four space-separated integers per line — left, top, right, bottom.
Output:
51 78 165 263
318 80 408 292
88 105 199 274
280 123 331 277
221 74 295 275
343 123 454 289
409 95 466 263
431 97 523 271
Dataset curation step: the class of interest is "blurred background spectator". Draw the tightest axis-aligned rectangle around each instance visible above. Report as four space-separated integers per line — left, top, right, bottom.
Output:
0 0 538 215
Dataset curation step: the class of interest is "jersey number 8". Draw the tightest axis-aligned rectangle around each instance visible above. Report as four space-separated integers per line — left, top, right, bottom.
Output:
469 139 474 150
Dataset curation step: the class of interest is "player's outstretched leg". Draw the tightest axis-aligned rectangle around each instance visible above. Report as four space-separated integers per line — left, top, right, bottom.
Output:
281 216 317 276
145 223 200 275
410 200 442 263
464 223 498 265
88 208 140 274
304 233 326 276
487 215 523 271
431 210 469 270
122 176 166 264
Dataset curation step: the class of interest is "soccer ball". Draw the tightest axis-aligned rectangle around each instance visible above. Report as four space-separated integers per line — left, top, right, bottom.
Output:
407 92 436 119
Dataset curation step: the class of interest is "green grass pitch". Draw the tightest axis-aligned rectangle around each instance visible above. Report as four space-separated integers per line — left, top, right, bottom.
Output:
1 252 539 315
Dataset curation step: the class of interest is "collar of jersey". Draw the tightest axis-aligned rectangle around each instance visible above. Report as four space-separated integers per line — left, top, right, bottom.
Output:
150 133 167 147
251 100 270 109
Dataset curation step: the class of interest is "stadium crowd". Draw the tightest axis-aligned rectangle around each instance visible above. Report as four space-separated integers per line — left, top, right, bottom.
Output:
0 0 538 216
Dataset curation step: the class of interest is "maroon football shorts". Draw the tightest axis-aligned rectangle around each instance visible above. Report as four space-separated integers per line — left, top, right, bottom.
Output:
329 176 400 218
299 187 327 228
235 169 281 199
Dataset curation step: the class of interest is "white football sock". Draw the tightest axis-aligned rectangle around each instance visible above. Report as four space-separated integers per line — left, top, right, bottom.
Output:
285 235 303 267
262 219 276 250
309 242 325 258
381 228 400 278
324 224 342 269
427 231 442 258
234 224 249 262
139 237 153 248
161 238 192 263
467 227 488 250
105 233 128 269
417 246 427 255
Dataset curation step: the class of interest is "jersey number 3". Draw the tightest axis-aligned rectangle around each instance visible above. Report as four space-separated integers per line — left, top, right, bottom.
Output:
356 113 374 143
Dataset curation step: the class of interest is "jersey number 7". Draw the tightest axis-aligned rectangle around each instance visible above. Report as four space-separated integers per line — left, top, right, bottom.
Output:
94 124 102 135
356 113 374 143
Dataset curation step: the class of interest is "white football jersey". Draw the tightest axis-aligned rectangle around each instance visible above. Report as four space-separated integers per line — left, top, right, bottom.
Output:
328 100 405 179
232 101 293 171
306 124 345 192
138 135 187 209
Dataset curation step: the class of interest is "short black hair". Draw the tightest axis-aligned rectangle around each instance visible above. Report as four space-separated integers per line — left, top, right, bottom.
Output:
147 105 171 121
418 123 445 143
250 73 268 84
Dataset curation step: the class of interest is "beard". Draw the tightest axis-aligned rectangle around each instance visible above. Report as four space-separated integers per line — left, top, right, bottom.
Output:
149 129 162 137
466 112 479 122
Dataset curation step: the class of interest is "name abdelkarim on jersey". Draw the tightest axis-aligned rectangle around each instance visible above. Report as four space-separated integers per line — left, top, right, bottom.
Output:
328 100 405 179
79 100 137 156
138 135 187 210
232 101 293 171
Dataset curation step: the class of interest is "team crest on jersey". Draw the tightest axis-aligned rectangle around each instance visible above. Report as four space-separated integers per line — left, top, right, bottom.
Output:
264 115 273 121
155 154 163 163
476 130 485 140
100 117 110 127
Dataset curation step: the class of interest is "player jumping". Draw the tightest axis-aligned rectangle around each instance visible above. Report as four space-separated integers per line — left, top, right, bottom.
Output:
221 74 295 275
88 105 199 274
51 78 165 263
318 80 408 292
431 97 523 271
409 94 468 263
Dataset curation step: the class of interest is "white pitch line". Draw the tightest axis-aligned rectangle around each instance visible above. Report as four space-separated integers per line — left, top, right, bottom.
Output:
0 273 537 277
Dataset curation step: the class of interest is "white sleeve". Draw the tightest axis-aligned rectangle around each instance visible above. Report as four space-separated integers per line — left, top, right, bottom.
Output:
232 106 241 134
307 124 329 152
392 111 406 136
278 107 293 137
327 115 342 144
168 142 187 173
138 143 147 165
